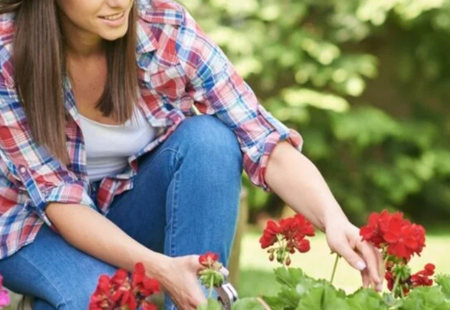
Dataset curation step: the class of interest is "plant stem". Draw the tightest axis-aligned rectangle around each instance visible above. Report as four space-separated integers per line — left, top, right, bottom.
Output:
330 253 340 285
256 297 272 310
208 276 214 299
392 273 401 298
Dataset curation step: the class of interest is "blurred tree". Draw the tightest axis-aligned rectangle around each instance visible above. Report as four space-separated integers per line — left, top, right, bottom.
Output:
179 0 450 226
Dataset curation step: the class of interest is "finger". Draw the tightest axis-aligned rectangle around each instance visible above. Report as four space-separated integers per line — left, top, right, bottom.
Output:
373 247 384 291
356 242 381 285
374 247 384 276
361 267 371 288
335 239 367 272
190 255 206 274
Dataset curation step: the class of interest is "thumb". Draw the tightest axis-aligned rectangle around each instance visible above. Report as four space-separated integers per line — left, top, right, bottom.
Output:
337 242 367 272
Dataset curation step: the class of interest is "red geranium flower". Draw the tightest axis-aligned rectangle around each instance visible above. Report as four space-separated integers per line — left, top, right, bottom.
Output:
109 269 136 310
360 210 426 261
90 264 160 310
142 301 158 310
385 270 395 291
411 263 435 287
132 263 160 297
260 214 315 266
384 222 426 261
89 275 114 310
259 220 280 249
199 252 219 268
360 210 406 248
293 214 315 237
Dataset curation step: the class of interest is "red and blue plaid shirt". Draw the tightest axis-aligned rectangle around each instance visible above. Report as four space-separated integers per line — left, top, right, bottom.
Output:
0 0 302 259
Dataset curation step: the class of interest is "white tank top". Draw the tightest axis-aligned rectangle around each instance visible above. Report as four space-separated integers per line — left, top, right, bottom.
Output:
78 106 156 182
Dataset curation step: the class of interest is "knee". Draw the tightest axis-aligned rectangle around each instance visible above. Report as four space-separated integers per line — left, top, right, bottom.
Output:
177 115 243 169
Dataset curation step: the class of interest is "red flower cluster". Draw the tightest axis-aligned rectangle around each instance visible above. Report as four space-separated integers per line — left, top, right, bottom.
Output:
360 210 425 261
198 252 225 297
385 263 435 296
89 263 160 310
260 214 315 266
361 210 436 299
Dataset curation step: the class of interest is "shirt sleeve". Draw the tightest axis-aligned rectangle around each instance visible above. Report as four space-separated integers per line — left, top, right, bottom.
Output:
0 65 95 227
176 7 304 191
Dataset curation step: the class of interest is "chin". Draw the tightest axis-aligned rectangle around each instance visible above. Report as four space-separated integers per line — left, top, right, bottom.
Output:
100 28 129 41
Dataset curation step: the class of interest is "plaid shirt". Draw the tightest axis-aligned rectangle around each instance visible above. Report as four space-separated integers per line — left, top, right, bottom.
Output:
0 0 303 259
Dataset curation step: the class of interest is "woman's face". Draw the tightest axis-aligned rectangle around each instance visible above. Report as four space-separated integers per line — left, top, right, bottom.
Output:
56 0 134 42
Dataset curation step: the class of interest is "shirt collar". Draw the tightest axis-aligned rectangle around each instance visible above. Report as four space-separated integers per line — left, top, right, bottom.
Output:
136 14 159 54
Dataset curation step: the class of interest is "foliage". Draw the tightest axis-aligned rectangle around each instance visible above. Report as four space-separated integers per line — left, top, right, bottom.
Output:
198 268 450 309
180 0 450 224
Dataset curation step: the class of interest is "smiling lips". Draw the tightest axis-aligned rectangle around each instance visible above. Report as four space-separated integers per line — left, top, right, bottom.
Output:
99 12 124 21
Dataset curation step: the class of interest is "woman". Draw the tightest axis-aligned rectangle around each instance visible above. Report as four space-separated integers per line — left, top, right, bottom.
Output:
0 0 383 309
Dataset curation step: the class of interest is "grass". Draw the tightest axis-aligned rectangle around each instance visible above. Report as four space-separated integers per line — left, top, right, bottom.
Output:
237 231 450 297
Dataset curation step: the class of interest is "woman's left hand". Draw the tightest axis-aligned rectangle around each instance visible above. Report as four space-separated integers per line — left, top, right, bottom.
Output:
325 218 384 291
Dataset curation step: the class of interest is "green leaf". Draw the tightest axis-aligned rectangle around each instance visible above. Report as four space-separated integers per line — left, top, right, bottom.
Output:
436 274 450 299
295 286 323 310
274 267 306 289
278 286 301 308
323 286 349 310
296 284 349 310
399 286 450 310
263 295 286 310
347 289 389 310
232 298 266 310
197 299 223 310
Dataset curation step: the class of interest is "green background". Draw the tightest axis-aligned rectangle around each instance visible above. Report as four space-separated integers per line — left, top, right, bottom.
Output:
181 0 450 228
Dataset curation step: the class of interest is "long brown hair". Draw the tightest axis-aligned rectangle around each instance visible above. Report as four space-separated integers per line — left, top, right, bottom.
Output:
0 0 138 164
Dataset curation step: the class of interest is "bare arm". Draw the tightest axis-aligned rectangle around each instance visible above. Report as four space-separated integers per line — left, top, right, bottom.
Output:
46 203 207 309
46 203 165 275
265 141 383 290
265 142 347 231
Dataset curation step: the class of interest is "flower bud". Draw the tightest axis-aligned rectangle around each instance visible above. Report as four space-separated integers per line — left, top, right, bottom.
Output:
277 251 284 263
269 253 275 261
286 256 291 266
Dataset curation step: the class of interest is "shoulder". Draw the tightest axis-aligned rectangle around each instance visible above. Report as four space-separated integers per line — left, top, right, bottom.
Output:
137 0 187 28
136 0 204 67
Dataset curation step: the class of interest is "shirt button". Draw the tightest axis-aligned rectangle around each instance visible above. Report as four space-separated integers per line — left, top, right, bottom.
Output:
19 166 27 174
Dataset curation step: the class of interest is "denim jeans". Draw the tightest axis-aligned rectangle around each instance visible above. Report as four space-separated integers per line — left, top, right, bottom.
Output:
0 115 243 309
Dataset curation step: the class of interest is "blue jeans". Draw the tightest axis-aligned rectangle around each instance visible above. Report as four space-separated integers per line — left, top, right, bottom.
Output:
0 115 243 309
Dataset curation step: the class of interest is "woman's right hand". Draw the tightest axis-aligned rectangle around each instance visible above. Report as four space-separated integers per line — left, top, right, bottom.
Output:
156 255 207 310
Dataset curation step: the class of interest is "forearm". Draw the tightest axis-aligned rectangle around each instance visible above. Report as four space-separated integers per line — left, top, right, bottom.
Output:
265 141 348 231
46 202 166 278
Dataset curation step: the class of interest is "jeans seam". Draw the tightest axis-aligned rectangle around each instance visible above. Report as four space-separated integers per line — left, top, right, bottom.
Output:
17 251 69 309
167 168 180 257
165 148 182 258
